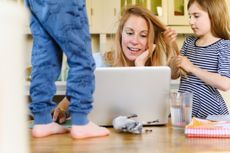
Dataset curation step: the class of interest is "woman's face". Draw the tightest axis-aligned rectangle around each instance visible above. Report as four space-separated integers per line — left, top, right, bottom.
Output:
121 15 148 61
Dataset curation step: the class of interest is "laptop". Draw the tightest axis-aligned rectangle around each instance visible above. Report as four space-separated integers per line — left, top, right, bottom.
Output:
89 66 171 126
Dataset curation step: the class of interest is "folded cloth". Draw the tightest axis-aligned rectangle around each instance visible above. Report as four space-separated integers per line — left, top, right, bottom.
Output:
185 117 230 138
112 116 143 134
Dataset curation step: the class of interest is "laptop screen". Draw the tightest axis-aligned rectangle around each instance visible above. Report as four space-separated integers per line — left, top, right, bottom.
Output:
89 66 171 126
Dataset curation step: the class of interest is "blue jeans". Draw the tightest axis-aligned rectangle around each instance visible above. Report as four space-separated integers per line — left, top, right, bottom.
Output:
26 0 95 125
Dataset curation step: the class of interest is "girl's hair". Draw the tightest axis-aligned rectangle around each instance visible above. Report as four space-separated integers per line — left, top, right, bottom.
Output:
187 0 230 40
105 5 178 66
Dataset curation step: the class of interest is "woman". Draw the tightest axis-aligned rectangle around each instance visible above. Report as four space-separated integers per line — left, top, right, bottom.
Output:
53 5 179 123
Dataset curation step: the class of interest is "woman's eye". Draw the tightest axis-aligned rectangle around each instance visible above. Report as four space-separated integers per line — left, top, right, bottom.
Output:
141 35 147 38
126 32 133 35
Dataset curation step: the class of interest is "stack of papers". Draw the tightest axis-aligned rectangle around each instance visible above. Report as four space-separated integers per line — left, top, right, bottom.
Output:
185 117 230 138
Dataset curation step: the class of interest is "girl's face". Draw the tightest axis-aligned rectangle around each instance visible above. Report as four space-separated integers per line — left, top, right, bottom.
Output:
121 15 148 61
188 2 212 37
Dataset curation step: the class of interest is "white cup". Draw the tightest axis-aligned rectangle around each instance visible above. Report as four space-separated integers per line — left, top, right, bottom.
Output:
169 92 193 128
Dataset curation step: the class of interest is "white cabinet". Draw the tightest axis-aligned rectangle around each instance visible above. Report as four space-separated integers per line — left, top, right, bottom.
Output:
103 0 121 33
120 0 168 25
86 0 120 34
86 0 104 33
17 0 24 4
227 0 230 15
168 0 230 25
86 0 120 53
168 0 189 25
86 0 169 34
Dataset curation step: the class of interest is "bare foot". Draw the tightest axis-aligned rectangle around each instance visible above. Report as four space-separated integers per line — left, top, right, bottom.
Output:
71 121 110 139
32 122 69 138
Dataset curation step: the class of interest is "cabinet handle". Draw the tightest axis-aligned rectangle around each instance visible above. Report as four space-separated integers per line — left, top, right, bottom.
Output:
91 8 93 16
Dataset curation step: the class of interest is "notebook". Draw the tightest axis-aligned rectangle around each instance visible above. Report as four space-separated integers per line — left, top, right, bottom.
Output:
88 66 171 126
185 117 230 138
206 115 230 122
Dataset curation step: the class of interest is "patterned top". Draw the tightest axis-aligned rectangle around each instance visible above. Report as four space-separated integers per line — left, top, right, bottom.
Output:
179 36 230 118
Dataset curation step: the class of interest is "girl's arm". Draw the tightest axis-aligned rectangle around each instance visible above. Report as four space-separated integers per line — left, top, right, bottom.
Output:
177 55 230 91
190 65 230 91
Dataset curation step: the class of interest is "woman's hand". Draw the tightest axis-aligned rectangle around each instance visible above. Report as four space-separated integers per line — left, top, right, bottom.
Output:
135 44 156 66
169 56 181 79
162 28 177 46
52 97 70 124
52 107 67 124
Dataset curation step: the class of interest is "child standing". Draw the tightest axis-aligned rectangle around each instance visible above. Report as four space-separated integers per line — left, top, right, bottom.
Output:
26 0 109 138
172 0 230 118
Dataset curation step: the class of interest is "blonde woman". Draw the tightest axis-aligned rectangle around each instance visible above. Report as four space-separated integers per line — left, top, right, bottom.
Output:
53 5 179 123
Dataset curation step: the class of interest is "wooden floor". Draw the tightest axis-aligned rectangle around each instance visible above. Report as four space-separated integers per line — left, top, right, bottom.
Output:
30 125 230 153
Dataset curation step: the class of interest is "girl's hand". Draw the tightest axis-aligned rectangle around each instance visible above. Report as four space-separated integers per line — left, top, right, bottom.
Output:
135 44 156 66
162 28 177 46
176 55 195 73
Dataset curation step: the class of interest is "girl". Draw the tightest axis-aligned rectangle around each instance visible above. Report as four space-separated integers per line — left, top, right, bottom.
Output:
172 0 230 118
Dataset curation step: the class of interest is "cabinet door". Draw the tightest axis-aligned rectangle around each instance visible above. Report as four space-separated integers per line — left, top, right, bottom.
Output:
103 0 120 33
227 0 230 15
168 0 189 25
120 0 148 10
120 0 167 25
147 0 167 25
87 0 120 34
17 0 24 4
87 0 104 33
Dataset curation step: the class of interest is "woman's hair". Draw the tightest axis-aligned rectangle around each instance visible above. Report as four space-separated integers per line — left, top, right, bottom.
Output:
187 0 230 40
105 5 178 66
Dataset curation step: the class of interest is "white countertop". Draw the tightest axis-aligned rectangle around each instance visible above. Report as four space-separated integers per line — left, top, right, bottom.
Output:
25 79 180 96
